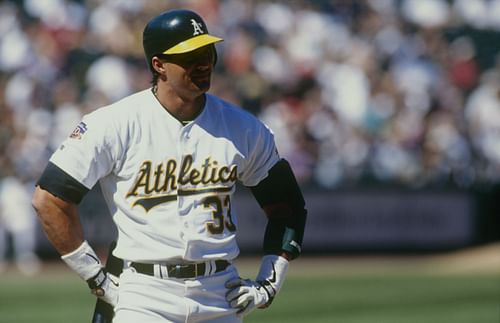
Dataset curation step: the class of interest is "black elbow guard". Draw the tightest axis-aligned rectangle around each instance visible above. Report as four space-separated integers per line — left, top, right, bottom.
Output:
264 208 307 259
250 159 307 259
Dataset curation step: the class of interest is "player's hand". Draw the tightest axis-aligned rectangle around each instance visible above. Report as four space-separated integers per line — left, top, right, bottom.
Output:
226 255 289 317
87 268 120 306
225 277 270 317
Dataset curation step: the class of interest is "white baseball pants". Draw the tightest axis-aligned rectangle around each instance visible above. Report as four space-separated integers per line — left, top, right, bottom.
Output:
114 264 242 323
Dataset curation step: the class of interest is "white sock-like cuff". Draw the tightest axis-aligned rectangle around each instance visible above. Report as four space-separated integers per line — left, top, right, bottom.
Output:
256 254 289 293
61 241 102 281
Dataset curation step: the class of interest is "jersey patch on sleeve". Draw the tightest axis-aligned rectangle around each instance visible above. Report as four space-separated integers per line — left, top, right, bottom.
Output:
70 121 88 139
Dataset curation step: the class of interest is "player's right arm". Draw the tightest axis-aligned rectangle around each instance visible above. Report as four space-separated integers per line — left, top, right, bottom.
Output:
32 163 119 306
33 104 121 306
32 185 83 255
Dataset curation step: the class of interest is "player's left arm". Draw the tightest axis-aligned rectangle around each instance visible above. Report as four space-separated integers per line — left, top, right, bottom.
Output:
250 158 307 260
226 158 307 316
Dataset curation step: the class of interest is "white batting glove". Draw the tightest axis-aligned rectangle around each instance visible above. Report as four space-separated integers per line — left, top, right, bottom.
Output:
225 255 289 317
86 268 120 306
225 277 270 316
61 240 119 306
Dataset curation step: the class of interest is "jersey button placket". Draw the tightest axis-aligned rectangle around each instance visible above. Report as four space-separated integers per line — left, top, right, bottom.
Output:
178 127 191 251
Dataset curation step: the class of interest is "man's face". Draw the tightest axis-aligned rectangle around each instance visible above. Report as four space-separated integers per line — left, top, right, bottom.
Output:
162 45 215 95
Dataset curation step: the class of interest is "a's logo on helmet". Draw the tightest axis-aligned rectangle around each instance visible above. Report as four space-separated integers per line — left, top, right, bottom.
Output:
190 19 204 36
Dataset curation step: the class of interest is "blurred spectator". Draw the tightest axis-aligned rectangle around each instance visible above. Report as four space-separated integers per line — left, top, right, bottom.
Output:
465 68 500 182
0 175 41 275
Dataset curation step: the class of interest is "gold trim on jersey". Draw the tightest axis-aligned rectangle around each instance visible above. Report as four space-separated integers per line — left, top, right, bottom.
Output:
131 186 234 212
132 194 177 211
178 186 233 196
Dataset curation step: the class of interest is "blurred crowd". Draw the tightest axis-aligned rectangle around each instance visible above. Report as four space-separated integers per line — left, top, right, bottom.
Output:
1 0 500 191
0 0 499 271
1 0 499 194
1 0 500 261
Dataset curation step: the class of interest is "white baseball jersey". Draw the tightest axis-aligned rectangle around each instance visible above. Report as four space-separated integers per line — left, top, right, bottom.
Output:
50 89 279 262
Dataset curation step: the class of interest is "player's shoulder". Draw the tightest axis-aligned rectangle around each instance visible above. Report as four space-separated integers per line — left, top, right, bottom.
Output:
90 89 151 114
84 89 152 122
206 94 262 126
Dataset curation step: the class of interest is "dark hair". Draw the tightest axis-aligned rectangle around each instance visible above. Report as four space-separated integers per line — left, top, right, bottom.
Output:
149 54 168 86
151 72 160 87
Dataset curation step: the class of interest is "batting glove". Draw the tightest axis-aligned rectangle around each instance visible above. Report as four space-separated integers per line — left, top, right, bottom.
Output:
225 277 269 316
225 255 289 317
86 268 120 306
61 240 119 306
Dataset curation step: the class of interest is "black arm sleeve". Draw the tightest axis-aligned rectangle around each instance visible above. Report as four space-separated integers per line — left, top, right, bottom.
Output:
36 162 90 204
250 159 307 259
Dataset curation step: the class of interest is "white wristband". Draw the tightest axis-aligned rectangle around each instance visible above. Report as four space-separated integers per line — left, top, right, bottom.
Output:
61 241 102 281
256 255 289 304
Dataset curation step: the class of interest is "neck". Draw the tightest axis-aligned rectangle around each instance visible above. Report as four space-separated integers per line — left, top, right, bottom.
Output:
153 84 205 122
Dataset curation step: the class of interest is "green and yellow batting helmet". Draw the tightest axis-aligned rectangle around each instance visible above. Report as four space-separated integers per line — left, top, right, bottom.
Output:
143 9 223 71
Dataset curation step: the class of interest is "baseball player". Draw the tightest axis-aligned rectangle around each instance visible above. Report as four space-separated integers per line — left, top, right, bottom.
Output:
32 9 307 323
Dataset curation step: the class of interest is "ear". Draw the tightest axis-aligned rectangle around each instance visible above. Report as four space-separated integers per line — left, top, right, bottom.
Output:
151 56 167 75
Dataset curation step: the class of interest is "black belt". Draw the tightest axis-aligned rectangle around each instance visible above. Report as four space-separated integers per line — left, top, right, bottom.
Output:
130 260 230 279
